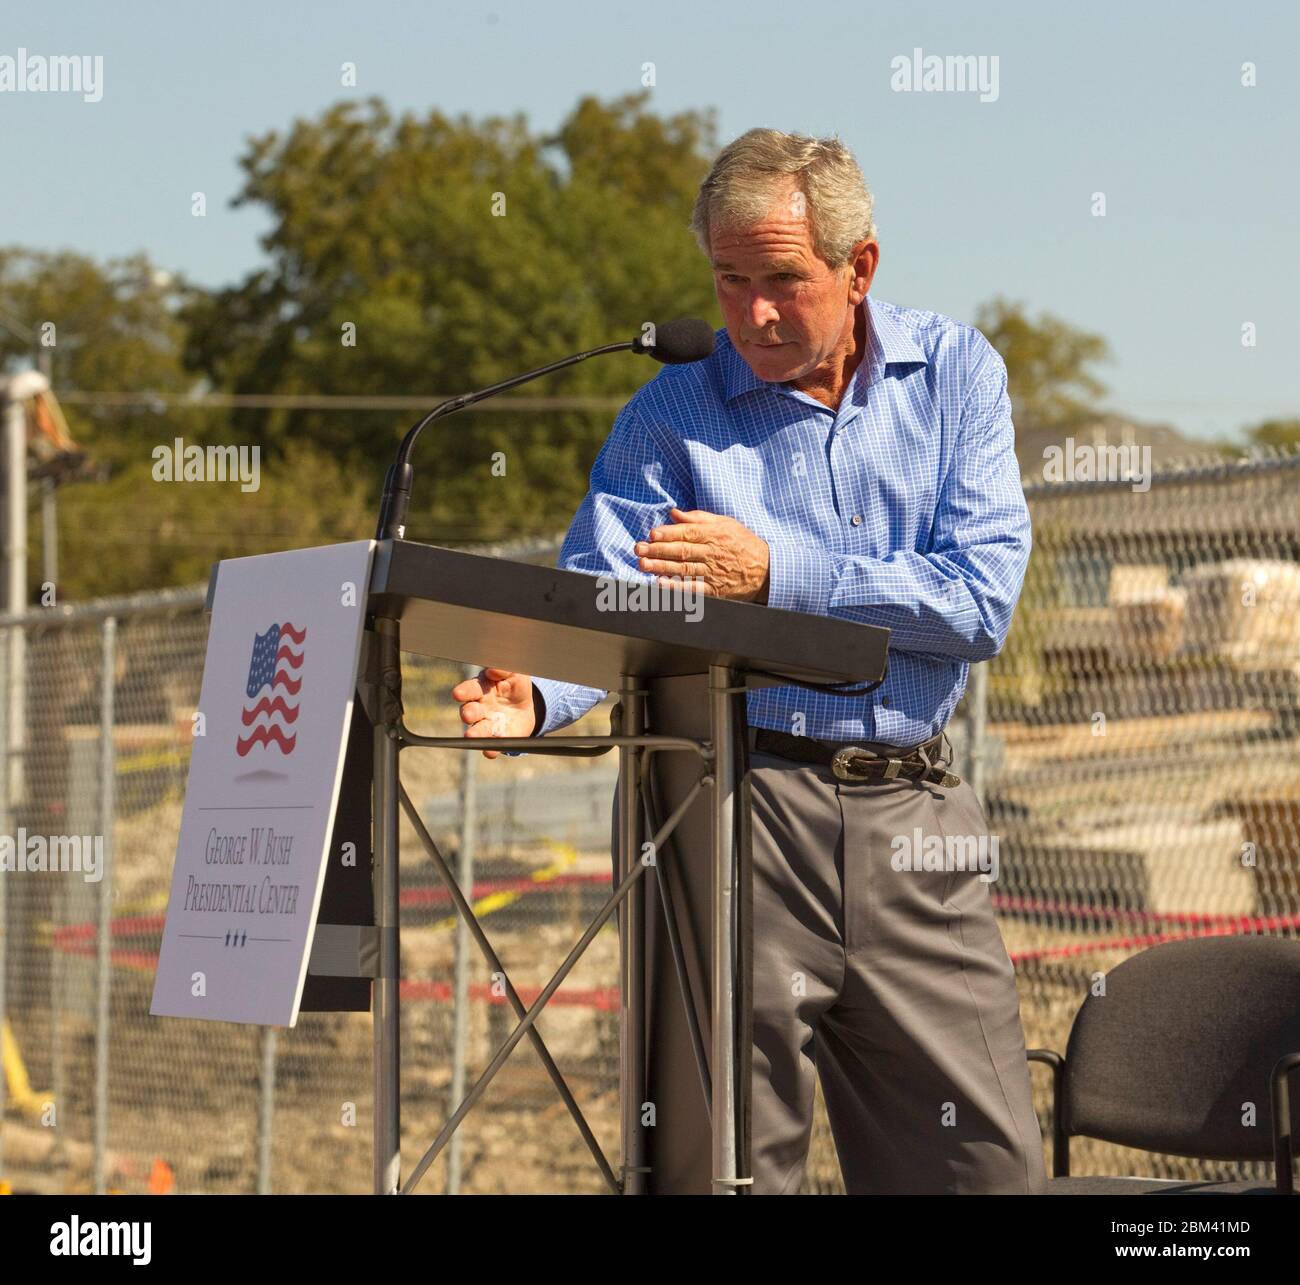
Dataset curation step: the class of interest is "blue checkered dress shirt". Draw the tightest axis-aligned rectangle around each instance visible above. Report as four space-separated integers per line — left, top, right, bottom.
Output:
519 294 1030 750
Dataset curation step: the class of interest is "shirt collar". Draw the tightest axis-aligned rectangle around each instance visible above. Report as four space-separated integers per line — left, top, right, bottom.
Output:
721 294 927 404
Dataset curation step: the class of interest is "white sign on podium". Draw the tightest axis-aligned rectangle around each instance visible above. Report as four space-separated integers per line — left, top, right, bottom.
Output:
150 540 375 1026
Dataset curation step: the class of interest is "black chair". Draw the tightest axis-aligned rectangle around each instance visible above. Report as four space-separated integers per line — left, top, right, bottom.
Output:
1027 934 1300 1194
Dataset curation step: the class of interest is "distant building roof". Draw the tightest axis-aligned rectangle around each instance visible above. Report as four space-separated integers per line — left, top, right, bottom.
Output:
1015 413 1208 483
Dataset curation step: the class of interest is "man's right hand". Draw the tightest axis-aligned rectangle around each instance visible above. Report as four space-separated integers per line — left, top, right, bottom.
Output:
450 667 536 759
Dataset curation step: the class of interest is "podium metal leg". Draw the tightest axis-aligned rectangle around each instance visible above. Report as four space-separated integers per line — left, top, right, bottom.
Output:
709 664 749 1193
373 619 402 1195
617 677 648 1193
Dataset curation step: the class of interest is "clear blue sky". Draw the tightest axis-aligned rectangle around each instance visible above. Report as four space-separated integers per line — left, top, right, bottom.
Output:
3 0 1297 441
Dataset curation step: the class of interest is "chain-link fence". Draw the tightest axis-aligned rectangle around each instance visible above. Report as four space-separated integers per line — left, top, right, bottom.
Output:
979 447 1300 1191
0 451 1296 1194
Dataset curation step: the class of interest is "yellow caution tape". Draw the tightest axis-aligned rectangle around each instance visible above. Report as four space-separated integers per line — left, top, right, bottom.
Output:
431 841 579 932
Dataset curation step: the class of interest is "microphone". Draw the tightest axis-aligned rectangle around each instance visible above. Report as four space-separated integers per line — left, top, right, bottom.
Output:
631 317 716 364
375 319 715 541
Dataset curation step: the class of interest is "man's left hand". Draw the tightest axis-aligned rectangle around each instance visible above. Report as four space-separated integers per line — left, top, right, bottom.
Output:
634 507 770 603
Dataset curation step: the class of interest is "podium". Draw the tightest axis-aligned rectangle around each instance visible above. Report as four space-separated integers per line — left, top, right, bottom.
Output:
326 538 890 1194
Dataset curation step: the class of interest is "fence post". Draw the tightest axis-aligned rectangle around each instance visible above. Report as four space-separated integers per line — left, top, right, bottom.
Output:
4 394 26 809
257 1027 277 1194
50 869 66 1169
93 615 117 1194
447 662 480 1195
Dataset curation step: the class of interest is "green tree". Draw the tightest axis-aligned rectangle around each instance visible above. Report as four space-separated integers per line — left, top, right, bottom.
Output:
0 248 203 467
1244 417 1300 450
182 92 721 542
66 442 374 599
3 93 724 597
974 298 1110 431
0 248 375 600
1212 417 1300 458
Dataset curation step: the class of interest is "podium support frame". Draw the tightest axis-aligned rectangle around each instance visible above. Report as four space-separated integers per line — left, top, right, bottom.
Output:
709 664 747 1192
616 674 649 1195
372 616 403 1196
361 621 754 1195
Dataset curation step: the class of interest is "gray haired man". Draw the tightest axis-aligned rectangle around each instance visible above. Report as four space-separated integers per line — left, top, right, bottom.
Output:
453 128 1047 1194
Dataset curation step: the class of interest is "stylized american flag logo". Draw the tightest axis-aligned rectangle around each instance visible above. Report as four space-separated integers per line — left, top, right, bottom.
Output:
236 622 305 756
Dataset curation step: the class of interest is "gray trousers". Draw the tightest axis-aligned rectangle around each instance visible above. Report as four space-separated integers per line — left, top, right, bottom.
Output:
615 687 1047 1195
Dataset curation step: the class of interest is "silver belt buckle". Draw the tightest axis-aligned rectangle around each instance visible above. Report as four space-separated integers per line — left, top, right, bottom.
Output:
831 746 901 781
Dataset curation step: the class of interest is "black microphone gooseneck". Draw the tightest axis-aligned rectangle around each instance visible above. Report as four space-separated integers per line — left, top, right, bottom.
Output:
374 318 715 541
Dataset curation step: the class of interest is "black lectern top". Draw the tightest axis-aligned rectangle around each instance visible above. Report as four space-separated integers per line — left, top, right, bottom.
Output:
366 539 888 690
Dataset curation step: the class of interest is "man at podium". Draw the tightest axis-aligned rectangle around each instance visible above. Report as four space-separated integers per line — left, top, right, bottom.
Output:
452 127 1046 1195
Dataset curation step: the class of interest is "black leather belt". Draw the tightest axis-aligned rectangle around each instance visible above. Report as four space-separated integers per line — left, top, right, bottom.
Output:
752 727 960 787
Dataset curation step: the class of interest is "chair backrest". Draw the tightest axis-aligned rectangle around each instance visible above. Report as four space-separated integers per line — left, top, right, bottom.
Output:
1064 934 1300 1160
